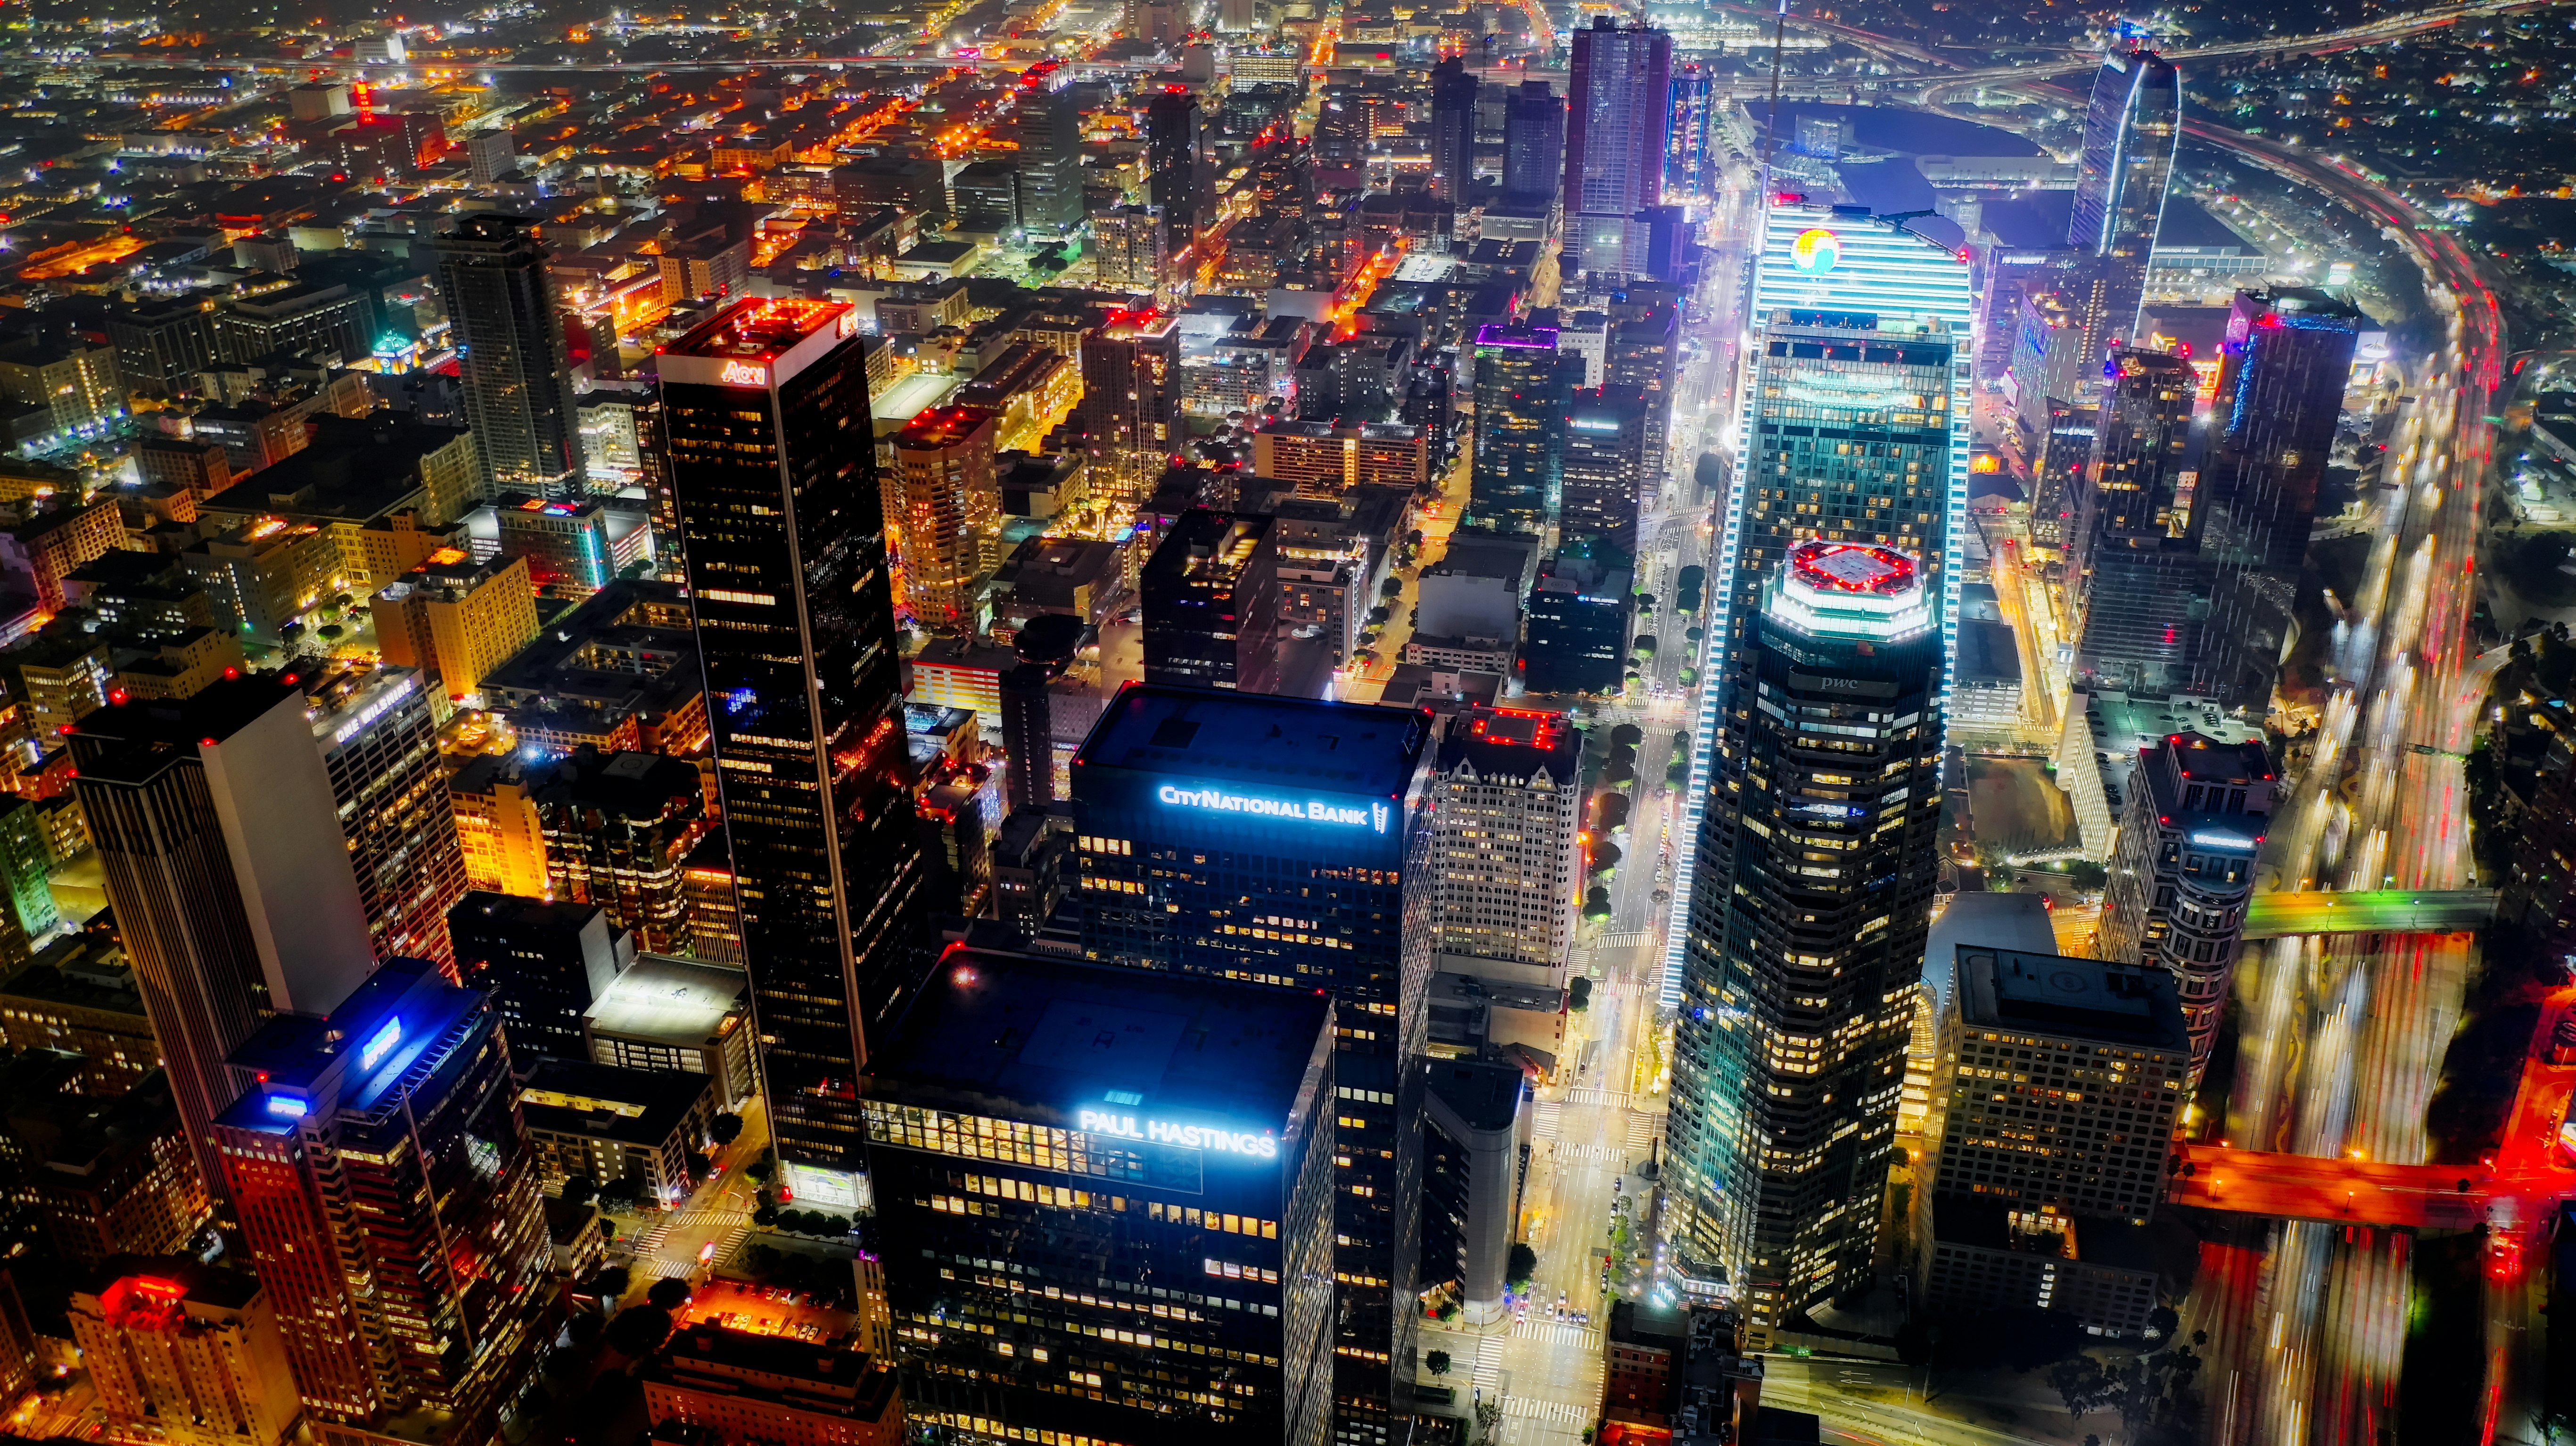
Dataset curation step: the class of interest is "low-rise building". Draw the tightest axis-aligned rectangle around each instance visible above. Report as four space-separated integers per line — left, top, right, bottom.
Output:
374 549 543 705
0 938 159 1096
519 1056 717 1208
582 954 757 1111
0 1059 212 1267
642 1325 902 1446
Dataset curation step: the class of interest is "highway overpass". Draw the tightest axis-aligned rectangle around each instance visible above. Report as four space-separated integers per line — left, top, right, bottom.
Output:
2241 889 2499 939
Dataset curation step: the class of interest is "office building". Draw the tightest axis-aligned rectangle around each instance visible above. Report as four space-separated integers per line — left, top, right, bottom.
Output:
450 754 550 899
1562 18 1673 273
67 677 377 1201
1142 510 1280 694
1417 529 1540 669
889 405 1003 637
1467 323 1570 537
1604 1301 1689 1426
1522 546 1632 696
433 214 583 499
1419 1058 1530 1327
659 297 928 1203
2195 288 2359 709
992 807 1074 938
1503 82 1565 207
2095 731 2275 1078
1665 220 1971 1002
0 795 57 944
371 549 543 704
1666 64 1713 200
1426 706 1580 989
859 947 1335 1446
521 1055 718 1206
0 1058 211 1268
0 943 159 1098
1004 84 1085 236
450 891 630 1060
1431 59 1477 206
72 1258 304 1446
534 746 709 955
1078 306 1185 505
1091 205 1172 297
582 953 758 1110
1665 541 1943 1344
490 491 646 597
1559 387 1649 558
2066 349 2200 691
305 665 469 970
1252 419 1430 497
1147 89 1207 252
2068 49 2181 347
644 1325 903 1446
215 958 551 1445
1073 685 1432 1441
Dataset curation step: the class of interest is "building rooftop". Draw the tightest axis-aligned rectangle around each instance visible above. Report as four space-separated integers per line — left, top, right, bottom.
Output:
77 1255 263 1317
519 1055 713 1149
1436 704 1578 785
1144 509 1273 588
1424 1058 1525 1133
864 946 1332 1145
1424 528 1542 586
584 953 749 1042
667 297 856 361
220 958 479 1132
1955 947 2188 1052
1077 680 1431 800
646 1323 900 1422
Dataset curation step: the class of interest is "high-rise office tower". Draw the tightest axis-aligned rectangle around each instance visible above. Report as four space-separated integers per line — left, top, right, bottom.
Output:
1606 301 1679 496
1558 387 1648 558
1074 685 1434 1446
1425 705 1580 989
1502 82 1564 206
1142 510 1281 693
1667 64 1713 200
2096 732 2275 1078
2066 349 2203 692
860 947 1337 1446
2064 50 2181 384
1665 541 1943 1344
2194 287 2358 710
1079 306 1185 505
217 958 551 1443
68 677 378 1201
1562 17 1673 273
658 297 928 1205
305 666 468 971
1467 322 1570 537
889 404 1002 637
1000 662 1055 814
432 214 583 499
1146 87 1207 253
532 746 708 955
1004 82 1085 235
448 891 627 1060
1663 205 1973 1006
1092 204 1173 298
1430 58 1477 206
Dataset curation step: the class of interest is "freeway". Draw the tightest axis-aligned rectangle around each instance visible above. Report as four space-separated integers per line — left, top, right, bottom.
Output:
2239 888 2500 938
2166 1145 2487 1227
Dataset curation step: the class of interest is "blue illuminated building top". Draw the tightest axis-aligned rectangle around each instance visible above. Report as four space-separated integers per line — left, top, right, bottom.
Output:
221 958 483 1132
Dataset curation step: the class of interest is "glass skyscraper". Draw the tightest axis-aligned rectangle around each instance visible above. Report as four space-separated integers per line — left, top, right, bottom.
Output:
2066 348 2202 692
1662 205 1970 1006
2066 50 2181 375
1466 322 1570 537
432 214 583 499
658 297 928 1206
1561 16 1673 272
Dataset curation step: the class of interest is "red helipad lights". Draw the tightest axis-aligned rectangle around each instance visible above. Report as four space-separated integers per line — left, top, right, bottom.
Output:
1788 540 1915 596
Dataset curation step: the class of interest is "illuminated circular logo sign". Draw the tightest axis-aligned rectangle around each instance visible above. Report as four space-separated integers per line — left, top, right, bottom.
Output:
1789 540 1917 595
1790 227 1842 275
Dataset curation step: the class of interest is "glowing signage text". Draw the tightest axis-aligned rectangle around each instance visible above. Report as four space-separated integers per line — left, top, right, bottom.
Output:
358 1017 403 1072
1077 1108 1281 1159
719 360 768 387
1158 784 1389 834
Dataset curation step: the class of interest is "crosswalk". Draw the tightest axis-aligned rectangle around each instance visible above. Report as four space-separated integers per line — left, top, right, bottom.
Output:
1595 931 1648 950
1531 1102 1560 1140
1511 1320 1601 1352
1553 1142 1624 1166
1473 1335 1505 1392
1503 1397 1595 1426
1627 1113 1662 1150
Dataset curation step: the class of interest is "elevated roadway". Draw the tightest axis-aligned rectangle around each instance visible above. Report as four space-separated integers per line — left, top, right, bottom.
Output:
2240 888 2499 938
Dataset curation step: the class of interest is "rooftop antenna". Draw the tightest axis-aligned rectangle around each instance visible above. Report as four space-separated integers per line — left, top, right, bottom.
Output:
1759 0 1790 192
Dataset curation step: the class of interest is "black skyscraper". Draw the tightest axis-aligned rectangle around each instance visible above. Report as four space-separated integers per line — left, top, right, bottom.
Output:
2067 349 2202 692
1147 88 1207 253
1502 82 1564 205
1142 510 1281 694
1430 58 1477 206
658 298 928 1200
2195 288 2358 708
433 213 584 498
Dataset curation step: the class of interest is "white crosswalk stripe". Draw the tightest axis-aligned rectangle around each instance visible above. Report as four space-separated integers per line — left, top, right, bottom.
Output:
1511 1320 1600 1351
1553 1142 1623 1165
1504 1397 1594 1425
1473 1335 1506 1391
1595 931 1647 950
1531 1103 1560 1140
1627 1112 1661 1149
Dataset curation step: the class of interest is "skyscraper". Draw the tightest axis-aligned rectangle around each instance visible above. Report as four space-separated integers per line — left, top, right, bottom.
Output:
1502 82 1564 206
888 404 1003 637
1558 386 1648 558
658 297 927 1206
1665 541 1943 1344
1004 82 1086 236
1079 306 1185 504
1561 17 1673 273
1467 322 1569 537
2095 732 2276 1077
1667 63 1713 201
1425 705 1581 989
2065 50 2181 377
305 665 468 971
2194 287 2358 709
432 214 583 499
216 958 551 1443
68 677 379 1202
1147 87 1207 253
1430 58 1477 207
1073 685 1434 1446
2066 349 2203 692
1663 204 1972 1005
1142 510 1281 693
71 1258 304 1446
1092 204 1173 298
532 746 708 955
860 948 1337 1446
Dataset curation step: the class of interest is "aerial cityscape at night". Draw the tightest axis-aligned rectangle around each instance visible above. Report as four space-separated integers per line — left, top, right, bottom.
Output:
0 0 2570 1440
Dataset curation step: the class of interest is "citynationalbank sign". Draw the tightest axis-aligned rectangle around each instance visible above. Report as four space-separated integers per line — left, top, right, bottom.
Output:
1157 784 1391 834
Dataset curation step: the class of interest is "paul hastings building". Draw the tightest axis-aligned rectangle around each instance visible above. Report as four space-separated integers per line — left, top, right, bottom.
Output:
862 948 1336 1446
1072 683 1434 1446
